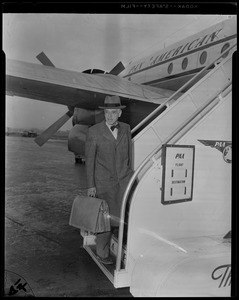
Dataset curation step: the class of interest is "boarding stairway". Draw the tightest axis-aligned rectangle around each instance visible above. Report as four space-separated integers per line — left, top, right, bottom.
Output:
81 44 236 288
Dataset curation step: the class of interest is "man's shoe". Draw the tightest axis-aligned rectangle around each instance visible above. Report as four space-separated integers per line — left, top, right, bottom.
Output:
96 255 114 265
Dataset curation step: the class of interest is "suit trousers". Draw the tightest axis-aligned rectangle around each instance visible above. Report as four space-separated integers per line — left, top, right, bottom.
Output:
96 231 112 258
96 226 119 258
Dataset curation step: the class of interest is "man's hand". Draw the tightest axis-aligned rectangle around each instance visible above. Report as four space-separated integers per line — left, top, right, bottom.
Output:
87 187 96 197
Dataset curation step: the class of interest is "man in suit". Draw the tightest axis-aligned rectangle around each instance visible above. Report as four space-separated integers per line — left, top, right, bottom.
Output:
85 95 133 264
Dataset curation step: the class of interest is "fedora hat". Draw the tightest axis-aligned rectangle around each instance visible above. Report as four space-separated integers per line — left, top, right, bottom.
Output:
99 95 126 109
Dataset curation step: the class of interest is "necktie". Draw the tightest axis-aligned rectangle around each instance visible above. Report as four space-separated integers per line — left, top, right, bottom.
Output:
110 124 120 131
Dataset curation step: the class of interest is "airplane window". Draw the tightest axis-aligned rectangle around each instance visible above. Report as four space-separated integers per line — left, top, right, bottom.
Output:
168 63 173 74
199 51 207 65
221 43 230 58
182 57 188 70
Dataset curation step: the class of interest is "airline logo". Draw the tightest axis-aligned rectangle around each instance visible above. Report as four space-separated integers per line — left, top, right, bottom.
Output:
198 140 232 163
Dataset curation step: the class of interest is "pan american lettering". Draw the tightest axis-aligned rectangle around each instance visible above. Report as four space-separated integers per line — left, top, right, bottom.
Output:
128 28 223 74
149 29 222 66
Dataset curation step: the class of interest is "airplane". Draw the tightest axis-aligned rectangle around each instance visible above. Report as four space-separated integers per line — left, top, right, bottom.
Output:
5 15 237 296
6 16 236 163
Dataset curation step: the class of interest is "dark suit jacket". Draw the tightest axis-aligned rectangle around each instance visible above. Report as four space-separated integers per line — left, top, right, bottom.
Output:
85 121 133 225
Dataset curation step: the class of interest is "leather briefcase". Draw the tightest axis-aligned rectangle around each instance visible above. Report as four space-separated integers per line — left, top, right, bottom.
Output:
69 195 111 233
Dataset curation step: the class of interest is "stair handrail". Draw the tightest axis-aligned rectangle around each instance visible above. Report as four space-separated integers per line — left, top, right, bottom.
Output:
116 47 235 271
116 81 231 272
131 43 236 136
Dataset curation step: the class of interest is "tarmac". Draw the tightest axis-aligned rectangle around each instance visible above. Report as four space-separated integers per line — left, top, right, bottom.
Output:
4 136 132 297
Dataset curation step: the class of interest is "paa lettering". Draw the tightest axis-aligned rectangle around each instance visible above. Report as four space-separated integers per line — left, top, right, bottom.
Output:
175 153 185 159
215 141 226 148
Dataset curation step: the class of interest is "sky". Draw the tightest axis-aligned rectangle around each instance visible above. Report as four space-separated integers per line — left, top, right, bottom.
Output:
4 13 232 131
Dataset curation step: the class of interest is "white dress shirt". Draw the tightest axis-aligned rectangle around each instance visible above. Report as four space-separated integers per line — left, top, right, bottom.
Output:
106 122 118 139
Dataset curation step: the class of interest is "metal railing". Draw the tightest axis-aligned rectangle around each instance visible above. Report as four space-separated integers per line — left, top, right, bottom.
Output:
115 43 236 272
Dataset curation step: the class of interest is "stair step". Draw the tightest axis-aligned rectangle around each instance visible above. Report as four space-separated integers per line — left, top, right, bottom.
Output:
82 230 127 265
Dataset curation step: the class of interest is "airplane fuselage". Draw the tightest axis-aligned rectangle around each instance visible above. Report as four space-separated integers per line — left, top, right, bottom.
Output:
5 16 237 156
120 17 236 91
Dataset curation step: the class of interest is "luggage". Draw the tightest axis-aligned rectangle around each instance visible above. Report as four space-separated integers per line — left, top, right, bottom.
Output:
69 195 111 233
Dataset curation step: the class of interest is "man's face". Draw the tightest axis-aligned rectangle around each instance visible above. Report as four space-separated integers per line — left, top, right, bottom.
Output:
104 109 122 125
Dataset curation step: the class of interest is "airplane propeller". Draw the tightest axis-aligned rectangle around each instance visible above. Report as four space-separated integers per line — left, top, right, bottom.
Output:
109 61 125 75
35 52 74 146
36 51 55 67
34 51 124 147
34 109 74 146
